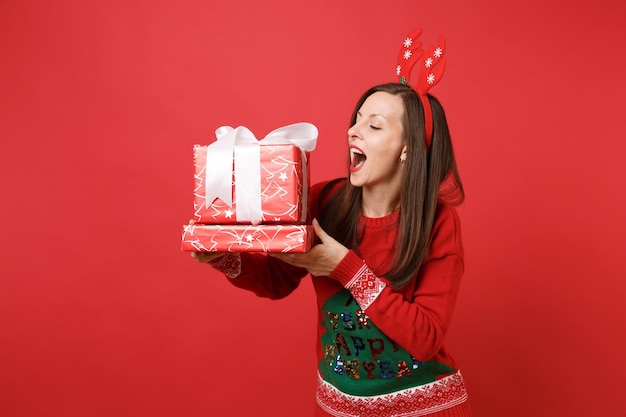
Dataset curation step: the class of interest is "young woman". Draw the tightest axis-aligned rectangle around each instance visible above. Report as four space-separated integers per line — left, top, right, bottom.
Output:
192 81 471 416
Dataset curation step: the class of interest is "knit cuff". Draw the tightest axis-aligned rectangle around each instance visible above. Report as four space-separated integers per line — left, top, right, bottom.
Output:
330 251 387 310
329 250 366 286
209 252 242 279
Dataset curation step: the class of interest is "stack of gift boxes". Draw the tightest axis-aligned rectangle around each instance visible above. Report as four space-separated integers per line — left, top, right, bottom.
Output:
181 123 318 253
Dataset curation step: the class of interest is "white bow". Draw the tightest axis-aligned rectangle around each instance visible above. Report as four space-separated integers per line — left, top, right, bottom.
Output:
204 122 318 225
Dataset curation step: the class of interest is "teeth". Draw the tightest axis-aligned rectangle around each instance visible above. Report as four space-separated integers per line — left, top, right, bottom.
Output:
350 147 366 170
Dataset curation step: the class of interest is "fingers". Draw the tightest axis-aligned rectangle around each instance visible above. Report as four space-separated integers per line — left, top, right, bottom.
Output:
312 218 331 243
271 250 320 272
270 252 305 267
191 251 223 263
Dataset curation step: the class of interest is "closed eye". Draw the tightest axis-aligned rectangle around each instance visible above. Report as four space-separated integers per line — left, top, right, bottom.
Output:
369 125 381 130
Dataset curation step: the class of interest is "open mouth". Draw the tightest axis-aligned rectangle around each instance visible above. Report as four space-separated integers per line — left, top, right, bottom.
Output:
350 147 366 172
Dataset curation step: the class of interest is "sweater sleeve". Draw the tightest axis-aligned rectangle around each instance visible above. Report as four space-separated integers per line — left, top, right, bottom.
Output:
209 252 309 300
205 180 337 300
328 204 464 362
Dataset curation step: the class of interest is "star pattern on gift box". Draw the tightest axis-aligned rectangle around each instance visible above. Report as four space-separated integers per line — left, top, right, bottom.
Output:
193 144 307 224
182 224 312 252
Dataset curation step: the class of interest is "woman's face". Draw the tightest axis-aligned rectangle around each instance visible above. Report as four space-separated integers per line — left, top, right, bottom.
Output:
348 91 406 190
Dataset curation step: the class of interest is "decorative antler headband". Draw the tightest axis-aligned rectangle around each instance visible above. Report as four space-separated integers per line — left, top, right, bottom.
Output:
396 28 446 150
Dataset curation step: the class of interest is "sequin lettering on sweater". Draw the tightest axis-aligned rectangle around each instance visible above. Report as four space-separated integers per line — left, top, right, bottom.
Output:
324 297 428 379
319 290 457 399
326 351 424 380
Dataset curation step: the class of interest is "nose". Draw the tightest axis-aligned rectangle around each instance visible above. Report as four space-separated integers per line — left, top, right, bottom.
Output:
347 124 359 139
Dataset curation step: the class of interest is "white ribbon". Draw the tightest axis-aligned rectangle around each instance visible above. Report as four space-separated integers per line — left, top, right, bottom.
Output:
204 122 318 225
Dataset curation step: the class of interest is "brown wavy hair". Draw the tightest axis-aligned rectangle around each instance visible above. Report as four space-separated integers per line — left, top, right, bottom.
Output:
318 83 464 289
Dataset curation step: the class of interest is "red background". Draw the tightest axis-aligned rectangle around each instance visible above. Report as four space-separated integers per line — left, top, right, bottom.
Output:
1 1 625 416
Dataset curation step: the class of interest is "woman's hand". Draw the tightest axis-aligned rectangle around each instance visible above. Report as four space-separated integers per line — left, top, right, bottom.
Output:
270 219 349 276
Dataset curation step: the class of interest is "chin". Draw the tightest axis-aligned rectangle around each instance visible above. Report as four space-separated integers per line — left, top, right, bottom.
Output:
349 175 364 188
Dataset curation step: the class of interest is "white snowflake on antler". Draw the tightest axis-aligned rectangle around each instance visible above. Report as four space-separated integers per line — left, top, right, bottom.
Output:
403 50 412 60
224 209 233 218
427 73 435 84
403 37 412 48
425 57 433 68
434 47 443 58
396 65 401 75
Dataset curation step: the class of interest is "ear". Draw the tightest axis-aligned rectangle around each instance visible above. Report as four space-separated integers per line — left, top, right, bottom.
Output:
400 144 408 163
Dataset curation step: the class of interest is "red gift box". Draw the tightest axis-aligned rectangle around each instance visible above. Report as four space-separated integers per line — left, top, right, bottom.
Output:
181 223 315 253
193 143 309 224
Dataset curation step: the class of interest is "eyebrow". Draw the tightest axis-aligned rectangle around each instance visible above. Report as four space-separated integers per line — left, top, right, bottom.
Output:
357 111 388 120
